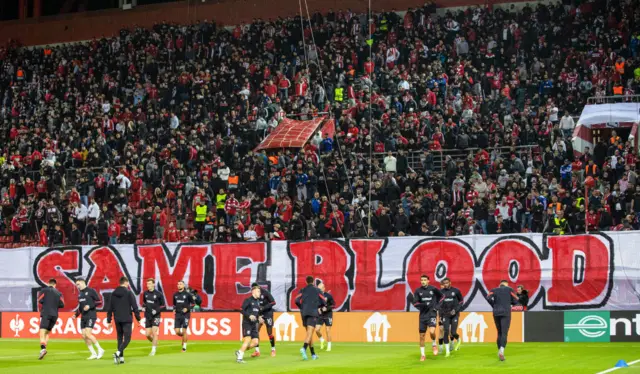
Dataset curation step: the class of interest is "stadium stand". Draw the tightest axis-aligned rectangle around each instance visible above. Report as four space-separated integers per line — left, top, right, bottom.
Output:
1 0 640 246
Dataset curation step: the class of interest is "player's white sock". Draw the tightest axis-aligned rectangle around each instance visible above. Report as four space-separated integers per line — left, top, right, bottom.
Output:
320 337 324 343
182 343 187 350
432 341 436 346
255 347 260 353
116 351 121 356
94 342 102 350
237 351 244 360
445 344 450 354
271 347 276 351
420 347 425 356
88 345 97 355
151 346 156 354
327 342 331 350
499 347 504 354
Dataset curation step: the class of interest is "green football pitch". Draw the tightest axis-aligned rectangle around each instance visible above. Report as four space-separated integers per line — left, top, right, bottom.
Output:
0 339 638 374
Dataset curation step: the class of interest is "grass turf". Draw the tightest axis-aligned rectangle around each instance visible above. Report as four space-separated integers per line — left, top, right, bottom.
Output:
0 339 638 374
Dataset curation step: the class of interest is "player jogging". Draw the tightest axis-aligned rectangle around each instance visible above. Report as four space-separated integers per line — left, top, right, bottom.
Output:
295 276 326 361
487 280 519 361
412 274 443 361
173 281 194 352
37 278 64 360
236 284 262 364
251 282 277 357
437 278 464 357
315 283 335 351
142 278 165 356
106 276 142 365
74 278 105 360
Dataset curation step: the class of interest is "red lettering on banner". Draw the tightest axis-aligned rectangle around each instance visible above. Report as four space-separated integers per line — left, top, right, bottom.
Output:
137 244 210 309
85 247 127 306
406 240 475 299
350 239 405 310
480 239 542 298
547 235 612 305
288 240 350 311
212 242 267 310
34 249 81 312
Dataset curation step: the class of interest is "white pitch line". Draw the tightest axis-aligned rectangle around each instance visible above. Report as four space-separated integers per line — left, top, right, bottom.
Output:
0 342 201 360
595 358 640 374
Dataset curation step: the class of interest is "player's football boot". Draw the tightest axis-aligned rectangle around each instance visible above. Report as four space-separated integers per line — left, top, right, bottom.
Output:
326 346 331 352
432 345 439 356
97 348 105 359
300 348 308 361
420 355 426 362
271 349 276 357
38 349 47 360
236 359 246 364
320 340 325 350
499 352 505 361
87 354 98 360
445 349 450 358
112 352 120 365
454 340 461 351
251 351 261 357
312 355 318 360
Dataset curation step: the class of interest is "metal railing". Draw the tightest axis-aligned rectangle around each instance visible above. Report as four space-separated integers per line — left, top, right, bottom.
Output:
365 145 538 173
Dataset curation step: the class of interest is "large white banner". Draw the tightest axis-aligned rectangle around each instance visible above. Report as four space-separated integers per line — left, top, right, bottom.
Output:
0 233 638 312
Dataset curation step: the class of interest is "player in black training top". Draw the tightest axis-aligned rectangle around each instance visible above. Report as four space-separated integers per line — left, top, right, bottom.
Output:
142 278 165 356
487 280 519 361
315 283 335 351
236 284 262 364
74 278 105 360
250 283 277 358
38 278 64 360
412 274 443 361
294 276 326 361
173 280 194 352
436 278 464 357
107 276 142 365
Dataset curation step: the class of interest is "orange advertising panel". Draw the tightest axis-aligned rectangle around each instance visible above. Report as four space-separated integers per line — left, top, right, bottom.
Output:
1 312 240 341
261 312 523 343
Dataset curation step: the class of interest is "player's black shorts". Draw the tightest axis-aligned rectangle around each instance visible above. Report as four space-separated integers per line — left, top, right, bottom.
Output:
439 313 459 326
145 315 161 328
260 312 274 328
242 320 259 339
419 311 438 332
80 314 97 329
40 315 57 331
319 314 333 327
174 314 190 329
302 315 317 328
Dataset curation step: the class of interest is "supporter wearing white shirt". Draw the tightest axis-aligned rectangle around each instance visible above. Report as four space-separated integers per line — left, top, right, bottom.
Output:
244 226 258 241
384 151 397 173
116 173 131 193
87 200 101 221
217 162 231 181
75 203 88 221
170 112 180 129
559 114 575 139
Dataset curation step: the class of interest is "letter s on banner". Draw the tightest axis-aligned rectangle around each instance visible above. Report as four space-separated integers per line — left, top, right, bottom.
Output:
33 248 82 312
546 234 614 308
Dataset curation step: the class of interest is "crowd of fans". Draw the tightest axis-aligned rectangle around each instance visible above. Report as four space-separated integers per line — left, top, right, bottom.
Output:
2 0 640 246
